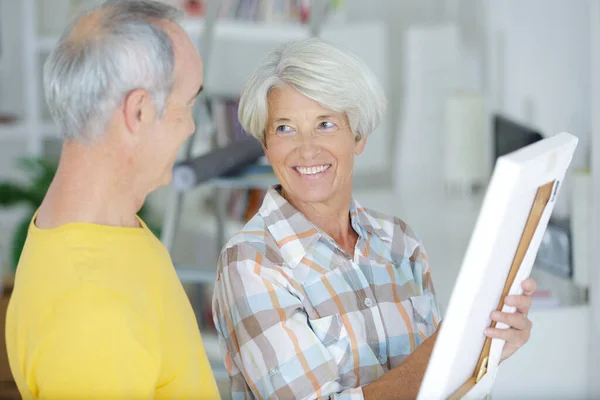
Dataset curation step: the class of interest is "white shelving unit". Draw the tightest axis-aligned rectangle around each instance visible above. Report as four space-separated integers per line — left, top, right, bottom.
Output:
6 0 387 170
0 0 62 157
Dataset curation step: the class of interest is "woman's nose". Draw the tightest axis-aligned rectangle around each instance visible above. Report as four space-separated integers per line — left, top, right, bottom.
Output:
296 131 321 159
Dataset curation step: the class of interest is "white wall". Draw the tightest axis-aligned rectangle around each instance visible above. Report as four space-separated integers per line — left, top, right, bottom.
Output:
493 306 590 400
345 0 483 186
345 0 441 154
486 0 591 219
589 1 600 397
486 0 591 168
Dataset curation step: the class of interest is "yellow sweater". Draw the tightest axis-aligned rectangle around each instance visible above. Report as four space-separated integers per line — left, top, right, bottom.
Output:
6 215 220 399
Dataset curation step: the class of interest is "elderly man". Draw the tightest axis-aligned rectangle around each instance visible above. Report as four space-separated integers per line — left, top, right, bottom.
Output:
5 1 219 399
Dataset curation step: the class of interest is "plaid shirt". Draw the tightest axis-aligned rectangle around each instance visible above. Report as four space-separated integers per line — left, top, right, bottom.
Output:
213 186 441 400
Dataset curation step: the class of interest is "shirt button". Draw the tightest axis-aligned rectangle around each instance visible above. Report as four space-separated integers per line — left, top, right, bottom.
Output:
364 298 373 307
268 368 278 376
378 354 387 364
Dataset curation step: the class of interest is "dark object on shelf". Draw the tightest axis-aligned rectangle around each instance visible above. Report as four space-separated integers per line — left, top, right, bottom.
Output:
493 114 543 161
172 136 264 191
0 115 17 124
493 115 573 279
536 217 573 278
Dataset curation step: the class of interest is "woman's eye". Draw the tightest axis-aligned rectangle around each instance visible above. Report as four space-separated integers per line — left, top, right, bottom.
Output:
276 125 295 135
318 121 337 131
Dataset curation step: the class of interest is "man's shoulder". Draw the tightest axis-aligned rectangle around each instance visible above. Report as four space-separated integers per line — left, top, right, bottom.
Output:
12 225 170 314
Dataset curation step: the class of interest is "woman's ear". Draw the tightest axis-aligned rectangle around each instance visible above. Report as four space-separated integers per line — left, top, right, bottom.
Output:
355 134 368 155
260 135 270 162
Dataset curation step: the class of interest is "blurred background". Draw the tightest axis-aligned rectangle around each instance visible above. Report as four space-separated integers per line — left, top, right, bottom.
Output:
0 0 598 399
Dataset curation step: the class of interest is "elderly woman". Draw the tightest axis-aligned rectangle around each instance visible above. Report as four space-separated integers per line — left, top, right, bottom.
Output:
212 38 535 399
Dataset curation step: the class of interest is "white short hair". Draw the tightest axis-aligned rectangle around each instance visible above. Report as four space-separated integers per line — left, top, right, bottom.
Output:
44 0 183 142
238 38 386 143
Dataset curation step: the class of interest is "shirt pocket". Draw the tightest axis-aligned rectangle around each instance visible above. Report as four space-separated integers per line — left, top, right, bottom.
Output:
308 313 351 372
406 294 436 341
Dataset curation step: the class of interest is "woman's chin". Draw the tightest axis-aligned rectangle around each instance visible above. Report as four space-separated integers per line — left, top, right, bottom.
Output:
280 168 347 205
286 184 336 205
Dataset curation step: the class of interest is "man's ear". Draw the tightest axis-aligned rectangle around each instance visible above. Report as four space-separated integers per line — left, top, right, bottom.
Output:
123 89 153 134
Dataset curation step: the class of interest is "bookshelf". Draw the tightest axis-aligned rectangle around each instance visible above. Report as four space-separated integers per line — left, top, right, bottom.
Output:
0 0 387 176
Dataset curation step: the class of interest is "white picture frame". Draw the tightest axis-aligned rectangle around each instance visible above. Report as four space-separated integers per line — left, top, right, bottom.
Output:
417 132 579 400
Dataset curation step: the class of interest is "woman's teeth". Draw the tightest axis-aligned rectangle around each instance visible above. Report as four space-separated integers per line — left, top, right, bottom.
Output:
295 165 330 175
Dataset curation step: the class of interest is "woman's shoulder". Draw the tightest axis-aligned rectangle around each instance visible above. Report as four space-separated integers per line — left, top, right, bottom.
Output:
360 206 422 244
359 207 428 269
217 212 283 266
224 210 279 245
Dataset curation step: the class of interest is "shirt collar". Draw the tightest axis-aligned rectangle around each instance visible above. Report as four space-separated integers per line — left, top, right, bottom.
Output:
259 185 391 268
349 199 393 242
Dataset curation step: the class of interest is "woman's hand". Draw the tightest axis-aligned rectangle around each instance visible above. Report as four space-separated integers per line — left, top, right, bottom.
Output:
484 278 536 362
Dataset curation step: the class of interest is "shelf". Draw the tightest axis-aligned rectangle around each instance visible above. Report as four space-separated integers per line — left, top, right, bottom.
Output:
210 164 277 189
209 171 278 189
530 266 588 308
36 18 307 55
0 123 25 139
181 18 308 41
0 122 59 140
173 162 278 191
175 265 218 285
181 18 309 98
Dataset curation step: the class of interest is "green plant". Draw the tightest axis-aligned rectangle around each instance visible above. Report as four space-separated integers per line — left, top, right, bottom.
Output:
0 157 162 270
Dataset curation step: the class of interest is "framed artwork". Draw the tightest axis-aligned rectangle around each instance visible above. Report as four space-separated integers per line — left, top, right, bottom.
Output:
418 132 579 400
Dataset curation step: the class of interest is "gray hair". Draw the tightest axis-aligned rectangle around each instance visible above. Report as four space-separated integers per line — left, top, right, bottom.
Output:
238 37 386 143
43 0 183 142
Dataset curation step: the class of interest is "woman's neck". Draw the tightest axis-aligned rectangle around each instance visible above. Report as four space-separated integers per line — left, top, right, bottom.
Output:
281 187 359 256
